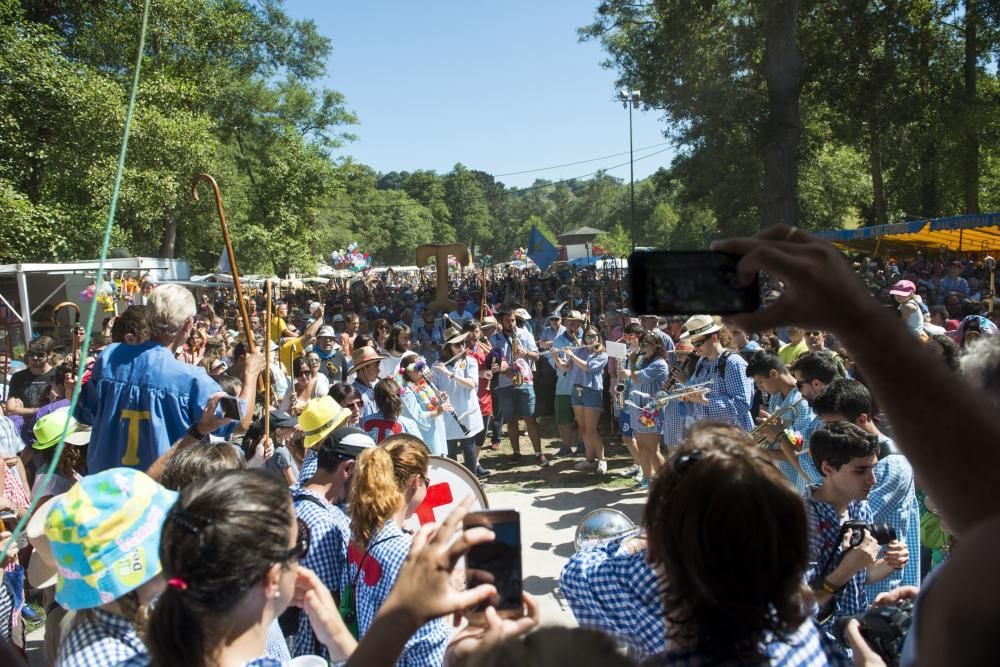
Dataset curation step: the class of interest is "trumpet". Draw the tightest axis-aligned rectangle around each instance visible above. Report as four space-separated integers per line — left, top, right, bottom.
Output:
750 400 802 447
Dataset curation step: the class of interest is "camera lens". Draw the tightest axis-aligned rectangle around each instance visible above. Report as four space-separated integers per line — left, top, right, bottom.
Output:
868 523 897 545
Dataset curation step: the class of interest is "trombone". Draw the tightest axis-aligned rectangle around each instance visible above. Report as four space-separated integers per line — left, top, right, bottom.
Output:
750 400 803 447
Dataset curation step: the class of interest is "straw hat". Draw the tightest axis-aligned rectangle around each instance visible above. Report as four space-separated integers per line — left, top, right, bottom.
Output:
350 345 385 374
298 396 351 449
564 310 586 322
679 314 721 341
443 326 469 346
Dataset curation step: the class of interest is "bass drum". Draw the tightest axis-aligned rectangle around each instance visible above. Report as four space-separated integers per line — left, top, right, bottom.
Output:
403 455 489 532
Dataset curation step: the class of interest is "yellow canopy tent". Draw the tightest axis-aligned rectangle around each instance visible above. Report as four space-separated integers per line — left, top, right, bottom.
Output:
813 213 1000 256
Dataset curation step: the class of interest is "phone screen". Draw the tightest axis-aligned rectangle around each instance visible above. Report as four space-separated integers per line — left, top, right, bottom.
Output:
219 396 244 421
464 510 523 614
629 250 760 315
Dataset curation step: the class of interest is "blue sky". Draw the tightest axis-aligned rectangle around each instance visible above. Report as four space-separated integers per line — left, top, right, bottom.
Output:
282 0 673 189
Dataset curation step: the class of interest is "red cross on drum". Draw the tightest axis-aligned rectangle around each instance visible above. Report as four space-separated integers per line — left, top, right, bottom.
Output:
404 455 490 531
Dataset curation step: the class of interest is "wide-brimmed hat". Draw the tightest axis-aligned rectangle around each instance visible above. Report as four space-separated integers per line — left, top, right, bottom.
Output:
679 315 721 341
513 308 532 321
33 407 91 450
889 280 916 297
350 345 385 374
299 396 351 449
26 495 62 589
444 326 469 346
481 315 498 328
564 310 586 322
46 468 178 610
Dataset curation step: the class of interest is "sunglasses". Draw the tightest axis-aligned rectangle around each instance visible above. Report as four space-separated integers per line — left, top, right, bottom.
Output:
795 378 817 389
691 339 707 348
283 517 311 563
804 331 822 337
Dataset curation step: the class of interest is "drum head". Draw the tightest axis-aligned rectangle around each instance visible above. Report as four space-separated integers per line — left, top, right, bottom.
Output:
403 456 490 532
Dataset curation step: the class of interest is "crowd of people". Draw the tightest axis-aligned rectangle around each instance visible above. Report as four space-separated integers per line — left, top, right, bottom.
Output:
0 229 998 666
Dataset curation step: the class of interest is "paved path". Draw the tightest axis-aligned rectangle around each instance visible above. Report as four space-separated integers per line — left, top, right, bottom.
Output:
487 484 646 627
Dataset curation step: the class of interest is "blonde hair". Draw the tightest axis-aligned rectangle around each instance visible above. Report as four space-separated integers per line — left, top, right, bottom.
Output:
348 434 429 547
147 284 196 340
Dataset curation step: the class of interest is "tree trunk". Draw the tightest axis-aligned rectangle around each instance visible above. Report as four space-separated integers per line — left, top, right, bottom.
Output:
159 211 178 258
964 0 980 214
869 124 887 226
761 0 803 229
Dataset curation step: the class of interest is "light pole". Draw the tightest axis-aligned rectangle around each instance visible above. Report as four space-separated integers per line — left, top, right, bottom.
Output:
619 88 640 250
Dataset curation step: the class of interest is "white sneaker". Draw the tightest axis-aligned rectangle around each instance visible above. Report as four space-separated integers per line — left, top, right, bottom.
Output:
596 460 608 475
632 469 644 483
619 464 641 478
574 459 596 471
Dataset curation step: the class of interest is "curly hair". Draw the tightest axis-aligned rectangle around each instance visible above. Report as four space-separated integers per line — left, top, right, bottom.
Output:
348 434 428 547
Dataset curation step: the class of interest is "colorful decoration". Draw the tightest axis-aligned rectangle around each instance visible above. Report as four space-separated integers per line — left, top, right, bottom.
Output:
639 409 657 429
331 242 372 273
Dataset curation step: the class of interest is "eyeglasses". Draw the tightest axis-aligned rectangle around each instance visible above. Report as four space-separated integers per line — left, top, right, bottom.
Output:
795 378 816 389
299 371 314 377
307 358 320 365
804 331 822 337
28 352 48 359
283 517 311 563
691 339 707 348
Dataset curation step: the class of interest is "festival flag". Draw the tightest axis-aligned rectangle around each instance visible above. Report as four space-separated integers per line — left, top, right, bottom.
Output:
527 226 559 271
217 246 231 274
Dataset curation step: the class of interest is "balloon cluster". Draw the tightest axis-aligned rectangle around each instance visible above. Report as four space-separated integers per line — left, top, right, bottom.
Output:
331 242 371 273
80 280 117 312
512 247 528 262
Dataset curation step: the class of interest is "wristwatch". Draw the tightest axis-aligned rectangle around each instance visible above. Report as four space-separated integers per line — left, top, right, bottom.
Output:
186 422 210 443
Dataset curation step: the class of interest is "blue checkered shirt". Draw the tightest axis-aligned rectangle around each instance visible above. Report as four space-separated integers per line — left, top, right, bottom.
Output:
0 574 12 642
866 449 921 597
56 608 146 667
765 389 816 494
292 488 352 659
560 538 665 660
805 494 873 626
353 379 378 419
298 449 318 485
642 618 849 666
345 521 448 667
117 654 281 667
265 619 290 662
795 416 825 487
689 352 754 431
627 357 670 434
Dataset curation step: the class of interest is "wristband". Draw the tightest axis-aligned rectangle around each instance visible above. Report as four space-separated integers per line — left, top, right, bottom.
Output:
821 578 843 595
186 422 209 443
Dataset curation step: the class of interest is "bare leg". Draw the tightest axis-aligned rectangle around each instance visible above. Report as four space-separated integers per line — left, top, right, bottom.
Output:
522 416 542 454
507 417 521 455
572 405 593 459
583 408 603 461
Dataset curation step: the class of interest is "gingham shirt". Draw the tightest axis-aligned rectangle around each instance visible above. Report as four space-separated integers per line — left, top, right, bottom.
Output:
559 538 665 660
795 416 826 486
118 654 281 667
353 379 378 419
345 521 449 667
265 619 291 662
689 352 754 431
298 449 318 485
292 488 351 659
765 389 817 494
0 574 12 642
642 618 849 666
627 357 670 434
866 447 921 597
56 608 146 667
805 494 873 625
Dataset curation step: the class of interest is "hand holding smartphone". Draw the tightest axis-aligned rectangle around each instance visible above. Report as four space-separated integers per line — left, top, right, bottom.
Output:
463 510 523 620
218 395 244 421
629 250 760 316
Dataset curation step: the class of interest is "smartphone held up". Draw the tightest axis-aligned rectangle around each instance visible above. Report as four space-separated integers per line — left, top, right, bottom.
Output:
464 509 524 620
629 250 760 316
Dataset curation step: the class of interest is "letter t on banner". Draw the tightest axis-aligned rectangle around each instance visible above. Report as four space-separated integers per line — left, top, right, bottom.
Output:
416 244 472 313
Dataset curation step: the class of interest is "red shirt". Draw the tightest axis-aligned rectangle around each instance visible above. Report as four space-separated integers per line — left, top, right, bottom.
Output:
468 347 492 416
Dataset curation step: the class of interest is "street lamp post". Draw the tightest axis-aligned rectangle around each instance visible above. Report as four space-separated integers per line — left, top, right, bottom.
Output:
619 88 641 250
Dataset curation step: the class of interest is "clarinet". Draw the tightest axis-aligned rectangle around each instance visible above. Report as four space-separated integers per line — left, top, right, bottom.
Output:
419 367 471 437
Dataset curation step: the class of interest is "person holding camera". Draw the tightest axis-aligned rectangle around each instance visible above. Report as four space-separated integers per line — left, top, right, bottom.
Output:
805 422 909 634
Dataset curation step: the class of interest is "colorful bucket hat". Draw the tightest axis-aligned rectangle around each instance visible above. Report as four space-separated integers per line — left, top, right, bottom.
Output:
45 468 178 610
299 396 351 449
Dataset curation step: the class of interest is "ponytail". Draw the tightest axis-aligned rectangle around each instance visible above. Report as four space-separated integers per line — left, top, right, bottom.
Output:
348 434 429 547
374 377 404 420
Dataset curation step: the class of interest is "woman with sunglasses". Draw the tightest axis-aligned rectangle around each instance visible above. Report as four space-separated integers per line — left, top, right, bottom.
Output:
396 352 449 456
280 357 322 416
556 325 609 475
346 434 450 666
330 382 364 427
620 332 670 487
371 319 391 354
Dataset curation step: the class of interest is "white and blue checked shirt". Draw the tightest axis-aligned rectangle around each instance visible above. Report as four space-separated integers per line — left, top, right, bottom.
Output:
560 538 665 660
765 388 817 494
298 449 318 485
352 379 378 419
118 654 281 667
866 450 921 598
292 488 352 660
805 494 873 627
642 617 849 666
345 521 449 667
795 415 826 487
689 352 754 431
56 608 146 667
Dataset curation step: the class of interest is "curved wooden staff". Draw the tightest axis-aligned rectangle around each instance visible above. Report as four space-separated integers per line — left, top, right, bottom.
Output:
192 174 254 353
264 279 272 435
53 301 81 368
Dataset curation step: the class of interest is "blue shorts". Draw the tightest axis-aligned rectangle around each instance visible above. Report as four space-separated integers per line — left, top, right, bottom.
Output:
619 411 633 436
571 385 603 409
496 385 536 420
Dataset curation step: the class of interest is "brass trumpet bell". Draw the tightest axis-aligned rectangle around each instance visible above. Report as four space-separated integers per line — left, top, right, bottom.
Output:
574 508 638 552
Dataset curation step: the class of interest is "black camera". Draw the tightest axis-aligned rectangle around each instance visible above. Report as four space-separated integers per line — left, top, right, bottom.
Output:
840 520 897 548
834 600 914 667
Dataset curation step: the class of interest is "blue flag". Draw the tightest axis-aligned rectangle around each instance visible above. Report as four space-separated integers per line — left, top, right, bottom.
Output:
527 226 559 271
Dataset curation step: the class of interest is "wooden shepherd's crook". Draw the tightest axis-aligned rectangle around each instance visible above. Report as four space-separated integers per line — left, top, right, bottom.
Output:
264 279 272 436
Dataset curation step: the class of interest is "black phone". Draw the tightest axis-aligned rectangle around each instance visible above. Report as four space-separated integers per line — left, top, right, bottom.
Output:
629 250 760 316
218 395 244 421
464 509 523 620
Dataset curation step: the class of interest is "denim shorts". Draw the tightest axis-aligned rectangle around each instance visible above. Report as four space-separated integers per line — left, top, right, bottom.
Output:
496 385 536 420
571 385 603 409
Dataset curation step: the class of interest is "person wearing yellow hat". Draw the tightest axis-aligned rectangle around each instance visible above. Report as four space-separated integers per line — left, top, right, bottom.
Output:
296 396 352 483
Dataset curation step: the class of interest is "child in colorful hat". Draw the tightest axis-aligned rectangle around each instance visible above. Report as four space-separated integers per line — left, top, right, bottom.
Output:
31 406 90 500
47 468 178 667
